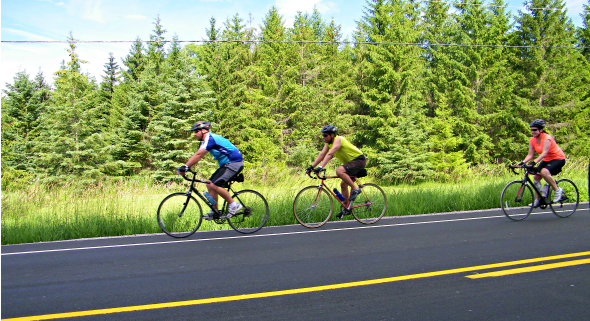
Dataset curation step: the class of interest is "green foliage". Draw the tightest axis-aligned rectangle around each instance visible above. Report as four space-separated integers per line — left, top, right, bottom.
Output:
1 5 588 186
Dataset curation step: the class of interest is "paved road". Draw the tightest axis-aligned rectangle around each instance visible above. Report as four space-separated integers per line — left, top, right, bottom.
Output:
2 206 589 320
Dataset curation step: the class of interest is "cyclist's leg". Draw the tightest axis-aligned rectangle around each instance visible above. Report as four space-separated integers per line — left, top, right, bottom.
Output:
336 165 356 196
337 156 366 202
340 177 351 203
540 159 565 192
207 162 244 206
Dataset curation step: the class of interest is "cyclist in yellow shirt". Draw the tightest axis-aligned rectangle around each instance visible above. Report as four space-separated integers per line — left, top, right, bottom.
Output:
306 125 367 218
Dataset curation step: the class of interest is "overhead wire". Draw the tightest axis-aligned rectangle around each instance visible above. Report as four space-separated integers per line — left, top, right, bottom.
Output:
2 39 588 49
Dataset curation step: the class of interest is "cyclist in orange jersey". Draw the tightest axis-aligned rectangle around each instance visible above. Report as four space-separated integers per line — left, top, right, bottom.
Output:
519 119 566 207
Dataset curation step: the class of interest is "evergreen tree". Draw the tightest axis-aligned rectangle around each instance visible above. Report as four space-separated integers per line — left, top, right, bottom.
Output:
511 0 589 155
578 1 590 59
147 15 167 75
353 0 431 181
1 71 51 170
34 34 106 179
148 52 216 181
122 38 146 83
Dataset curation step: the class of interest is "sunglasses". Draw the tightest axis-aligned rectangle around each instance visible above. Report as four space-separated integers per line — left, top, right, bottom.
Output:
322 134 331 137
531 128 539 132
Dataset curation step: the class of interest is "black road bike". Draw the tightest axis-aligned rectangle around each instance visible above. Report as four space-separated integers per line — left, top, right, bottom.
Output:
501 164 579 221
157 169 269 237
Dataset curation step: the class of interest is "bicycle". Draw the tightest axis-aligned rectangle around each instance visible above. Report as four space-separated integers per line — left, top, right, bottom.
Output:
157 169 269 237
501 164 579 221
293 168 387 228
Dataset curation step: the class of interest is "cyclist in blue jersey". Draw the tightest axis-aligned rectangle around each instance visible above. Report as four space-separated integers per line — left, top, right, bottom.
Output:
177 121 244 220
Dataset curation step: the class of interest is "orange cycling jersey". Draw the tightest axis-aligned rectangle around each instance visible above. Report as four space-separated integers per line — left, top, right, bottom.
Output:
529 132 565 161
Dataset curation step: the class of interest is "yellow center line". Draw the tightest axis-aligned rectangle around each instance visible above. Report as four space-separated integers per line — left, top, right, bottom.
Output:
466 258 590 278
5 251 590 321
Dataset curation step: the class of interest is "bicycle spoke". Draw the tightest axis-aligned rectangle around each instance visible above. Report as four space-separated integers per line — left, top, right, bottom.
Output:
157 193 203 238
351 183 387 224
501 181 534 221
227 190 269 234
293 186 333 228
550 178 579 218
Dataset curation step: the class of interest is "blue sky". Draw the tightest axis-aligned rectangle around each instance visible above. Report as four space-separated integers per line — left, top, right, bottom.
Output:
1 0 587 92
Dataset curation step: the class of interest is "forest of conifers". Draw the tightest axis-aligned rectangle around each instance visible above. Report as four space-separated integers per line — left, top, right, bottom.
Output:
2 0 589 184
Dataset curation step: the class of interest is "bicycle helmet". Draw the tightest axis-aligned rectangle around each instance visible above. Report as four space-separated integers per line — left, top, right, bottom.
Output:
190 121 211 131
530 119 546 129
320 125 337 134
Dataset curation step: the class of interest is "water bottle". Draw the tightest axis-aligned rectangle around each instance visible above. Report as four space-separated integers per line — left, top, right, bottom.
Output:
203 192 217 206
333 188 345 201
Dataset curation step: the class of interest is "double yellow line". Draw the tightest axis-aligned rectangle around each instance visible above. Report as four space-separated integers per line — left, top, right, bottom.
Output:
6 251 590 321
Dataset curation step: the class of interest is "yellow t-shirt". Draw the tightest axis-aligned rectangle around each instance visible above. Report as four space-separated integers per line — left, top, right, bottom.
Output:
329 136 363 164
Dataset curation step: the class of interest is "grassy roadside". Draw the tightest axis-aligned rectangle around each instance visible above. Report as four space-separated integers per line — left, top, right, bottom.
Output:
2 160 588 245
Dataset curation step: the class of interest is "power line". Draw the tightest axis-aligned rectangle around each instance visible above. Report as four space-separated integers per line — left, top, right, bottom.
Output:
2 39 588 49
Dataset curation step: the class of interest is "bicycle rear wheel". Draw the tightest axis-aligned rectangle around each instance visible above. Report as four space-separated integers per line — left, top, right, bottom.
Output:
293 186 333 228
351 183 387 224
549 178 579 218
157 193 203 238
501 181 534 221
227 190 269 234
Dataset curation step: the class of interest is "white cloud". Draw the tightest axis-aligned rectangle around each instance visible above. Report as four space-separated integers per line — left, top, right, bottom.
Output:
275 0 336 16
2 28 57 41
275 0 337 27
67 0 105 23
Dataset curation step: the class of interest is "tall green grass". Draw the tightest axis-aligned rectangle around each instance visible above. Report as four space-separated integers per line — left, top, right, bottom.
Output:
2 159 588 245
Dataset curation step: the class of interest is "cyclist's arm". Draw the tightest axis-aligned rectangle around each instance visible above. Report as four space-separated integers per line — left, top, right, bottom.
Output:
522 143 536 164
318 137 341 168
311 144 330 168
186 148 208 168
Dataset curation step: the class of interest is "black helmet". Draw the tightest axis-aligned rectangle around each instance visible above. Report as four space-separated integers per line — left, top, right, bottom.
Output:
190 121 211 131
530 119 546 129
320 125 337 134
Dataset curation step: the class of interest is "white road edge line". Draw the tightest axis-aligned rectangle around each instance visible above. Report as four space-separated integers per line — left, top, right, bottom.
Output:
3 210 562 256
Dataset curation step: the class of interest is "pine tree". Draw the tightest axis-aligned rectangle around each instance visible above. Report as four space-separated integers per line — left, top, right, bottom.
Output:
353 0 431 182
148 52 216 181
578 0 590 59
511 0 590 155
147 15 167 76
34 33 107 179
1 71 51 171
122 38 146 83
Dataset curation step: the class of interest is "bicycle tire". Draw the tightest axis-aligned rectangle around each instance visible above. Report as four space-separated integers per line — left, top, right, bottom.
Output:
501 181 534 221
549 178 579 218
293 186 333 228
351 183 387 224
227 190 269 234
157 193 203 238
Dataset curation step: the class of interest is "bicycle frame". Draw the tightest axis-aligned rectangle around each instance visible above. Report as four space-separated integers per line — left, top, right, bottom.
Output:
308 170 370 211
509 165 550 208
181 170 237 219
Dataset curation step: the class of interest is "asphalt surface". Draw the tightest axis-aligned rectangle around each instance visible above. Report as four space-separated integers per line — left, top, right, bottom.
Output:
2 205 589 320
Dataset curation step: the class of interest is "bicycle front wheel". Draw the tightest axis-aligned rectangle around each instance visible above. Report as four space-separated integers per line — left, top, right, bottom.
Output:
293 186 333 228
228 190 270 234
501 181 534 221
549 178 579 218
157 193 203 238
352 183 387 224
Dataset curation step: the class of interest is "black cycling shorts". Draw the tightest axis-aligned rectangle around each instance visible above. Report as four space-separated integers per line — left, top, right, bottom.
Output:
343 155 367 177
537 159 565 176
209 162 244 187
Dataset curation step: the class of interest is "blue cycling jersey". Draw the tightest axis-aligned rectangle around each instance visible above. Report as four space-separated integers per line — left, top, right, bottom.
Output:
199 133 243 167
